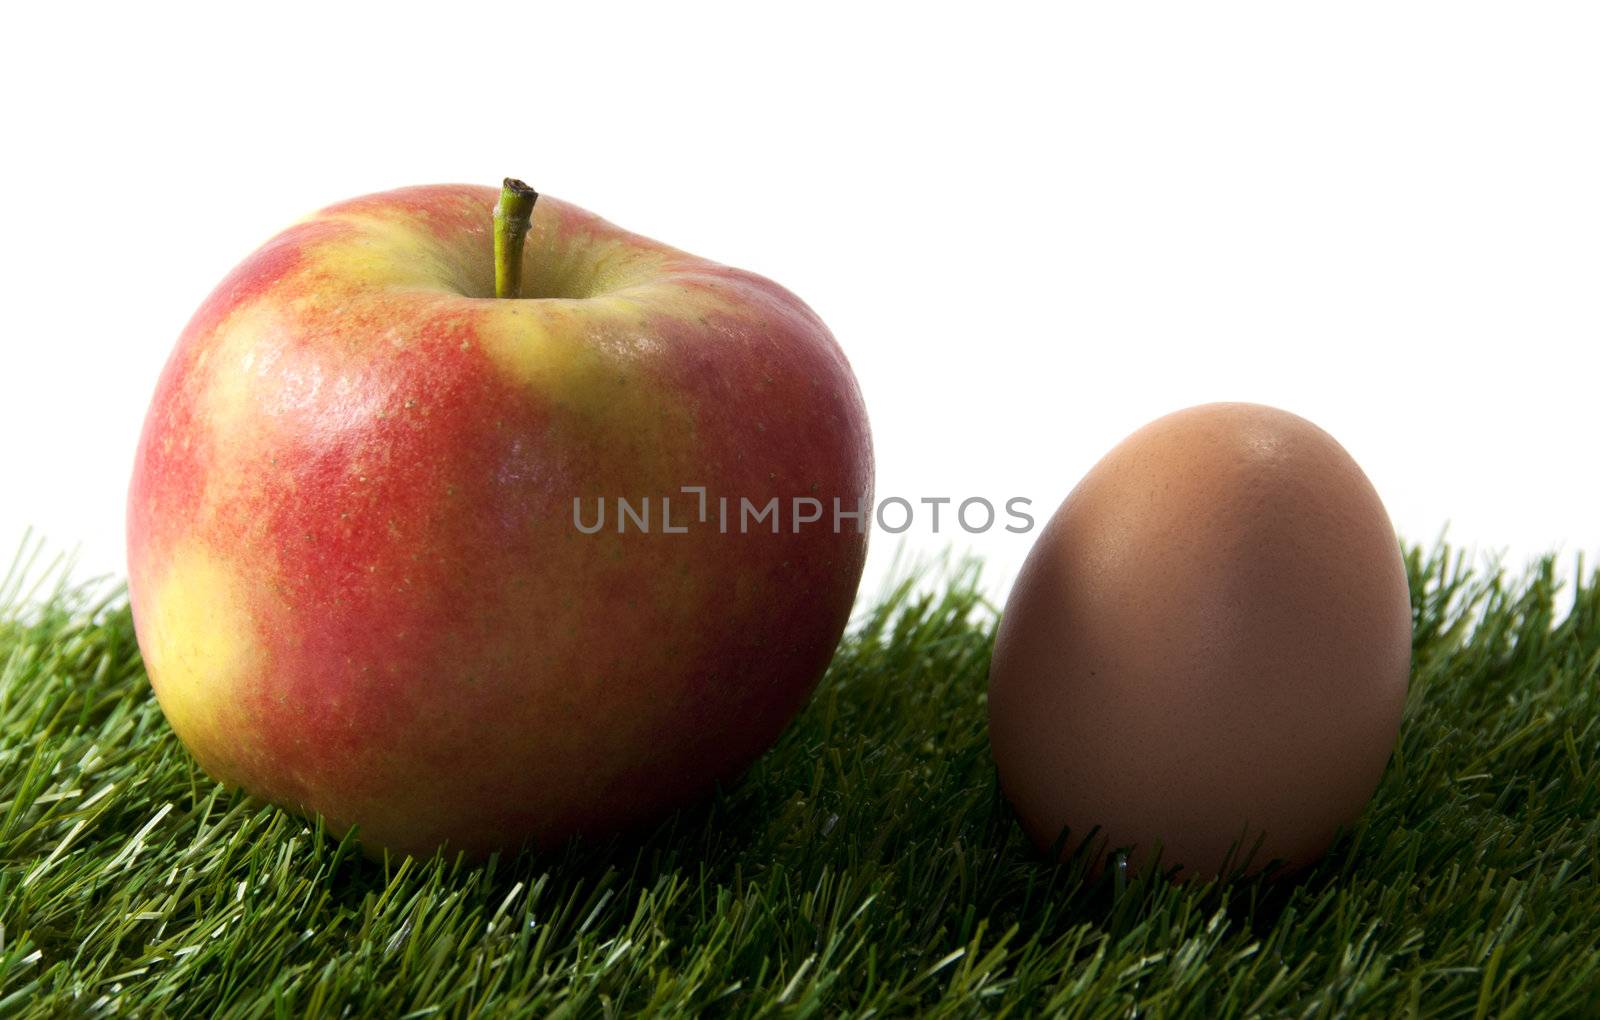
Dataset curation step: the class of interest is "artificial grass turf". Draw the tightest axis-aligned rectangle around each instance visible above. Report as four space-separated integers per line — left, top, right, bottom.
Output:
0 541 1597 1019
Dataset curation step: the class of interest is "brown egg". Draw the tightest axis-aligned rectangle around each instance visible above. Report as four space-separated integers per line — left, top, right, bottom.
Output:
988 402 1411 879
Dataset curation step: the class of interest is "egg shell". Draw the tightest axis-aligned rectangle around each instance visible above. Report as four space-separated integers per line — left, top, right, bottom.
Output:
988 402 1411 879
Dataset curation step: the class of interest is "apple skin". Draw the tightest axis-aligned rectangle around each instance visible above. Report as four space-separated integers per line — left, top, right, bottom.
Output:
127 185 873 858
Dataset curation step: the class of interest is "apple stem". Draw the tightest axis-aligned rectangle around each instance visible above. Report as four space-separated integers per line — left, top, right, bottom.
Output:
493 178 539 299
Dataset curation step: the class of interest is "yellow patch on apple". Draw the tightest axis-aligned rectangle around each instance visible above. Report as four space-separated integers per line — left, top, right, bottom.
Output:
142 543 261 760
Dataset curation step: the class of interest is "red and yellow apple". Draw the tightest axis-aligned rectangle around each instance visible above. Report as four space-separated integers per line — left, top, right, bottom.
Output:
127 181 873 858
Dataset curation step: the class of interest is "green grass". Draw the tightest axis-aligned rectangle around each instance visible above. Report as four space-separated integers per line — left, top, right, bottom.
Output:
1 539 1598 1019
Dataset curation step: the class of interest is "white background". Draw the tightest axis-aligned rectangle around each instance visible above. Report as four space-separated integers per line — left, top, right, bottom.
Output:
3 2 1596 600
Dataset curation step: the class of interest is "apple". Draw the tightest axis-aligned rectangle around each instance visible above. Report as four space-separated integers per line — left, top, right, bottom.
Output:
127 180 873 858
